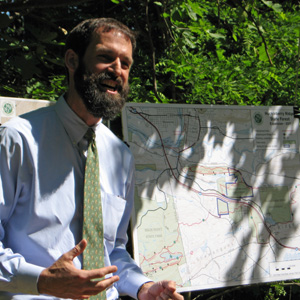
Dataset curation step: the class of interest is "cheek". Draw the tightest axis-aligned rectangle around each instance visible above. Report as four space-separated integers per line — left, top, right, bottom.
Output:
122 71 130 83
93 65 108 73
85 60 108 73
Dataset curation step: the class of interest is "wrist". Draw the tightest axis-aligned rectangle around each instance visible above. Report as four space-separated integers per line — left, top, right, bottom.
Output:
37 268 47 294
137 281 154 300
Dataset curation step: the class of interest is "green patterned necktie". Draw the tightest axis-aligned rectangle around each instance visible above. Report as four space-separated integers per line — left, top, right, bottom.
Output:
82 128 106 300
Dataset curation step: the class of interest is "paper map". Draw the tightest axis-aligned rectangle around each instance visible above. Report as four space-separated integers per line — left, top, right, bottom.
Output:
122 103 300 292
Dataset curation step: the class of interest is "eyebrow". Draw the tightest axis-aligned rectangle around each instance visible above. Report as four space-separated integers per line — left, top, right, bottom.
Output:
96 46 133 65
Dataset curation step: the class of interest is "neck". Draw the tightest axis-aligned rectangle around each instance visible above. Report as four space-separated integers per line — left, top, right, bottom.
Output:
65 90 101 127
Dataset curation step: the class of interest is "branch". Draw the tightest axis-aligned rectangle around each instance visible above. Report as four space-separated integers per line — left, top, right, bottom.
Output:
145 0 163 103
192 286 245 300
206 286 244 300
217 0 221 27
238 1 274 66
0 0 94 12
162 15 194 67
294 30 300 106
280 282 300 287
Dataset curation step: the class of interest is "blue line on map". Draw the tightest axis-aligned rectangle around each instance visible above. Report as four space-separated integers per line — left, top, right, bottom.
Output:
217 198 229 216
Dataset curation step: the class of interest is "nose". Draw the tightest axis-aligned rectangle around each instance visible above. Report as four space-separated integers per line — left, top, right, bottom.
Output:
108 58 122 77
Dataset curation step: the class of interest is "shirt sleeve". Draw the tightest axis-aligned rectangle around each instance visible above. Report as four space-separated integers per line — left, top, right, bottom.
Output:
110 154 151 299
0 126 44 294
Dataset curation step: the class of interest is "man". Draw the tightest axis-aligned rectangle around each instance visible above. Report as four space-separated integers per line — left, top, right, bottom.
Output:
0 18 183 300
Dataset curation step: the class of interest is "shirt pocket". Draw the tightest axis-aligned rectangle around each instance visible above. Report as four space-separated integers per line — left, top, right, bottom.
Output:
101 192 127 253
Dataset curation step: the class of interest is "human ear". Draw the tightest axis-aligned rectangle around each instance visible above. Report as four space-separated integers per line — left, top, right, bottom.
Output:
65 49 79 73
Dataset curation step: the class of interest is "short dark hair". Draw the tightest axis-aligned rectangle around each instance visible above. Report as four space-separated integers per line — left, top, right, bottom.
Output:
65 18 137 59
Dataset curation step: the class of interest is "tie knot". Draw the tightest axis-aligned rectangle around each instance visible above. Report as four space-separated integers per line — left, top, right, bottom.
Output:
85 128 95 144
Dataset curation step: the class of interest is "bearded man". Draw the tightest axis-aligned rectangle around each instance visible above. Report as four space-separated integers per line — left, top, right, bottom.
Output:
0 18 183 300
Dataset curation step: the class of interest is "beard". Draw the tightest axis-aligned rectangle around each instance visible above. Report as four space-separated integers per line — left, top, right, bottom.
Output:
73 60 130 120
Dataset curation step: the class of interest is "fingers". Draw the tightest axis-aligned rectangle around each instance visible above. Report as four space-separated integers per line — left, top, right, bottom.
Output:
82 265 119 293
85 265 118 280
91 274 119 289
160 289 183 300
156 291 183 300
161 280 176 293
138 281 181 300
80 274 120 297
63 239 88 261
152 281 183 300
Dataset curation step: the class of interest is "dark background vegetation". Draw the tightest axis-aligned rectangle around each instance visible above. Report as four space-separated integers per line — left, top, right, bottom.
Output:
1 0 300 299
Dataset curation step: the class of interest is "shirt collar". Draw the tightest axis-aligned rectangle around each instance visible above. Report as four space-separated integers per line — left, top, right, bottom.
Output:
55 95 102 145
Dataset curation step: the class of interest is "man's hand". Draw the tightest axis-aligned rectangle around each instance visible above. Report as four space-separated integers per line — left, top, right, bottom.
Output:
138 281 183 300
37 239 119 299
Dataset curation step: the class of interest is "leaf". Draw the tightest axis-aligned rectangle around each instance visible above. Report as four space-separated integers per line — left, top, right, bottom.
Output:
216 49 226 61
186 0 204 17
182 31 196 48
110 0 120 3
268 71 282 86
232 32 238 42
185 4 197 21
154 2 163 6
261 0 283 13
207 31 226 40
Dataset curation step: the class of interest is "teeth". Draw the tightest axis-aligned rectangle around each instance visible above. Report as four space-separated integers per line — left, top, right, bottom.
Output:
102 80 117 89
105 85 116 91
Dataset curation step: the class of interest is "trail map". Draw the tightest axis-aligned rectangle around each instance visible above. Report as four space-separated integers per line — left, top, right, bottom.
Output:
122 103 300 292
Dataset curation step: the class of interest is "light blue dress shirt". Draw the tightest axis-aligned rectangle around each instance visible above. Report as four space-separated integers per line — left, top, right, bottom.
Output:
0 96 149 299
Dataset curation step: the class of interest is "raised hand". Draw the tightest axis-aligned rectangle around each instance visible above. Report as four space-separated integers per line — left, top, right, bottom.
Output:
37 239 119 299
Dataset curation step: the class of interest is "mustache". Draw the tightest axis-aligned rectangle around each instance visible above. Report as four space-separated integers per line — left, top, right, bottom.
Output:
85 72 124 92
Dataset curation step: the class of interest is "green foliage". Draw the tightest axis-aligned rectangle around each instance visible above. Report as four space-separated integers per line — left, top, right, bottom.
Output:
146 0 300 106
264 282 287 300
25 75 67 101
0 2 67 99
0 0 299 106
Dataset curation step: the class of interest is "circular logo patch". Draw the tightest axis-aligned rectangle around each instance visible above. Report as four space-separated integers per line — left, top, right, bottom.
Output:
2 101 14 116
253 112 263 125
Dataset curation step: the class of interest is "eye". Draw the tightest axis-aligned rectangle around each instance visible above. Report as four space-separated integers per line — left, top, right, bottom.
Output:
121 61 130 70
97 54 113 63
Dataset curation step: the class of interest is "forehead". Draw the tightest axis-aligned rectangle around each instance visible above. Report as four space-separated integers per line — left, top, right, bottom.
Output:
87 27 133 57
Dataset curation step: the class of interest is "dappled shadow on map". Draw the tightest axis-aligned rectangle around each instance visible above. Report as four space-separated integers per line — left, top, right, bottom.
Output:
224 121 300 287
121 104 300 293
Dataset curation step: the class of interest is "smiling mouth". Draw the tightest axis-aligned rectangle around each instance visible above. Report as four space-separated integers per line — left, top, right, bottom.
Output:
100 79 120 93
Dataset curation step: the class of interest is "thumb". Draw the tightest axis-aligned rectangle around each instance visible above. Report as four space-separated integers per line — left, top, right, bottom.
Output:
65 239 87 261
